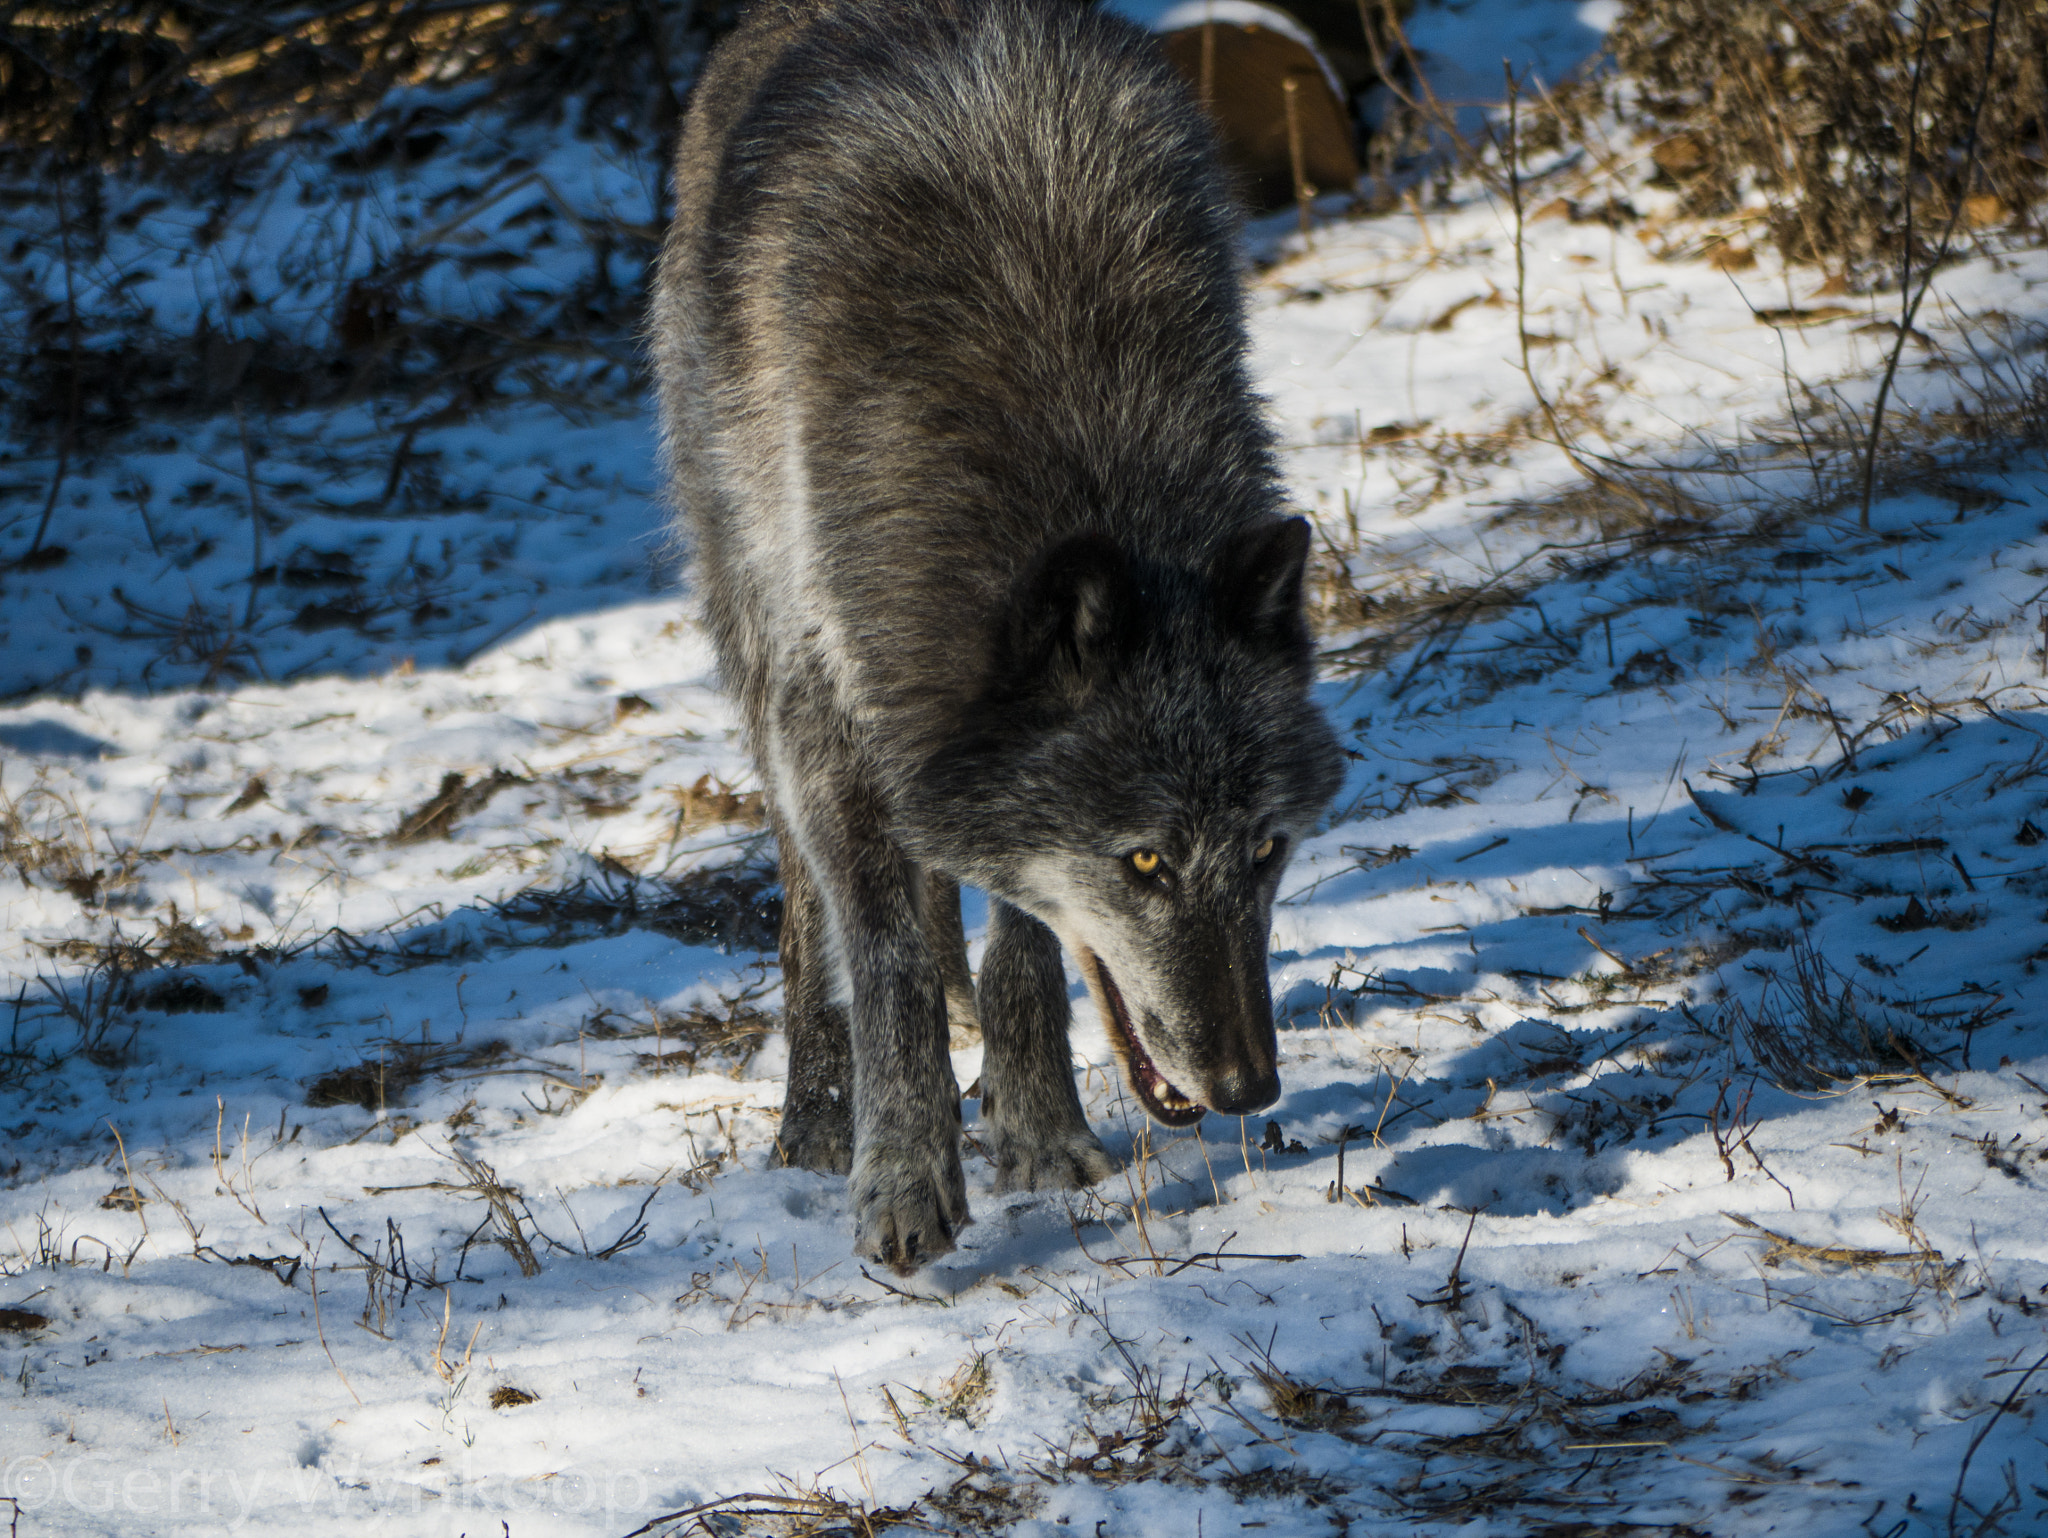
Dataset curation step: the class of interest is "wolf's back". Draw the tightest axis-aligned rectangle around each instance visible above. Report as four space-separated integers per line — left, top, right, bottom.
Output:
652 0 1282 773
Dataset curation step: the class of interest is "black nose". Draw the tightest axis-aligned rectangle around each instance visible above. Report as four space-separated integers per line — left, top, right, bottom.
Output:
1208 1065 1280 1117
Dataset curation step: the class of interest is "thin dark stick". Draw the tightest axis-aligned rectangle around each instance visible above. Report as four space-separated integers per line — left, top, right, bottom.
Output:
1859 1 1936 531
630 0 684 136
305 1243 364 1406
128 475 164 557
1503 64 1623 501
1860 0 2003 529
1946 1341 2048 1537
236 401 265 628
621 1493 843 1538
22 174 81 567
1409 1209 1480 1310
1361 0 1472 179
1283 76 1314 244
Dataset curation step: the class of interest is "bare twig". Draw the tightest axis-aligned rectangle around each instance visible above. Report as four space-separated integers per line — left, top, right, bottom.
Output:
1947 1341 2048 1537
236 402 267 629
305 1242 364 1406
1502 65 1632 504
1860 0 2004 528
1283 75 1313 245
20 174 80 569
104 1120 149 1245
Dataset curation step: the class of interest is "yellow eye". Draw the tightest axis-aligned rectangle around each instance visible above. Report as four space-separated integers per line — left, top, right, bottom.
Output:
1254 838 1276 862
1129 849 1161 875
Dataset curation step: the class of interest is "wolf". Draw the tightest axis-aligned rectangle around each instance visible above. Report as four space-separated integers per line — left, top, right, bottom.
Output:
651 0 1345 1275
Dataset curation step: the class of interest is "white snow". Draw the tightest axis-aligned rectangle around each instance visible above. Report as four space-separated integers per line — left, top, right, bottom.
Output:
7 3 2048 1535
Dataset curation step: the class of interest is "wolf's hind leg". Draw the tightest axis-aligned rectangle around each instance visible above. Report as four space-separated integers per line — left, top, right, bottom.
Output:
775 834 854 1174
927 872 982 1047
977 899 1118 1193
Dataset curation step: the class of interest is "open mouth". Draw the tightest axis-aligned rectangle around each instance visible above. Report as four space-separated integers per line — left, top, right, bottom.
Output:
1085 952 1206 1128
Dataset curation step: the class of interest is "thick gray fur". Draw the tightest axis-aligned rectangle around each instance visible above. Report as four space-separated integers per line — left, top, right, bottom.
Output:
651 0 1344 1274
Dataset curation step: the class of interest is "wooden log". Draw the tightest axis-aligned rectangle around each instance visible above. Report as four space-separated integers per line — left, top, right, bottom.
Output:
1157 10 1359 212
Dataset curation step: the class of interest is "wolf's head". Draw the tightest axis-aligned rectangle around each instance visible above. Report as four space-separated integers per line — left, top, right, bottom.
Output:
913 518 1344 1125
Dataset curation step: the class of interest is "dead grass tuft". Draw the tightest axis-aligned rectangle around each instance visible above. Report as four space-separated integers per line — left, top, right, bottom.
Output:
665 774 766 837
0 777 149 910
132 972 225 1013
899 1348 995 1429
624 1484 926 1538
305 1035 508 1111
1719 933 1932 1092
1245 1356 1358 1430
922 1470 1043 1530
391 769 526 845
1724 1208 1963 1292
576 970 775 1077
491 862 781 955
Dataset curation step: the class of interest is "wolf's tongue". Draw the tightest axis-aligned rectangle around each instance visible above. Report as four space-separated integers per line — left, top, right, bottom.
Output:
1092 955 1202 1120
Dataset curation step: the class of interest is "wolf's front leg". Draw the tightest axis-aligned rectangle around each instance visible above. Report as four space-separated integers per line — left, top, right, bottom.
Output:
834 851 970 1273
774 679 967 1272
977 900 1118 1192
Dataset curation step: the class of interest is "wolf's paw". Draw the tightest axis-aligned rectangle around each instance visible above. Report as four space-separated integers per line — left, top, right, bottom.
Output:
850 1142 971 1275
778 1110 853 1175
989 1125 1119 1194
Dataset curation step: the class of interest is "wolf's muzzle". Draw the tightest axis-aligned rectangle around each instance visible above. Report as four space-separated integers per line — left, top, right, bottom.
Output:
1206 1061 1281 1117
1187 917 1282 1116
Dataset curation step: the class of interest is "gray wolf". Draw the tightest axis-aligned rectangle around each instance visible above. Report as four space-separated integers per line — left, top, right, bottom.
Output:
651 0 1344 1274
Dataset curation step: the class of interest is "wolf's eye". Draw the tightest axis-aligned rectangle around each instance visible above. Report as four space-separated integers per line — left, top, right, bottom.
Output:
1254 837 1276 863
1129 849 1162 876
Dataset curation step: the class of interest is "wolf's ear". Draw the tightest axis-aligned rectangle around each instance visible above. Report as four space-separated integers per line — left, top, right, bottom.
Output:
1215 516 1312 655
1000 532 1141 700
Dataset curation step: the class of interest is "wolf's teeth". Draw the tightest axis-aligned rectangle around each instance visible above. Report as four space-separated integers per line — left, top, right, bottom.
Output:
1139 1064 1194 1113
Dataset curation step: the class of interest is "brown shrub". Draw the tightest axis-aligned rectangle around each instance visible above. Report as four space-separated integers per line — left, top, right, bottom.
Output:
0 0 728 168
1609 0 2048 282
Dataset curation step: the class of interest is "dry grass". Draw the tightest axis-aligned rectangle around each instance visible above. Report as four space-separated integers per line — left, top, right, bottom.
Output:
303 1032 509 1111
1719 932 1934 1092
0 776 152 911
7 915 236 1071
489 861 780 954
1724 1207 1962 1293
664 774 767 838
1609 0 2043 282
895 1348 995 1430
1 0 715 166
623 1484 925 1538
1241 1353 1359 1431
1310 328 2048 737
571 969 777 1077
390 769 527 844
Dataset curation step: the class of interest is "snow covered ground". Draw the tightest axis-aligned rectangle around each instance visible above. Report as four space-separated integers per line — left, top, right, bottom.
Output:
7 4 2048 1535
